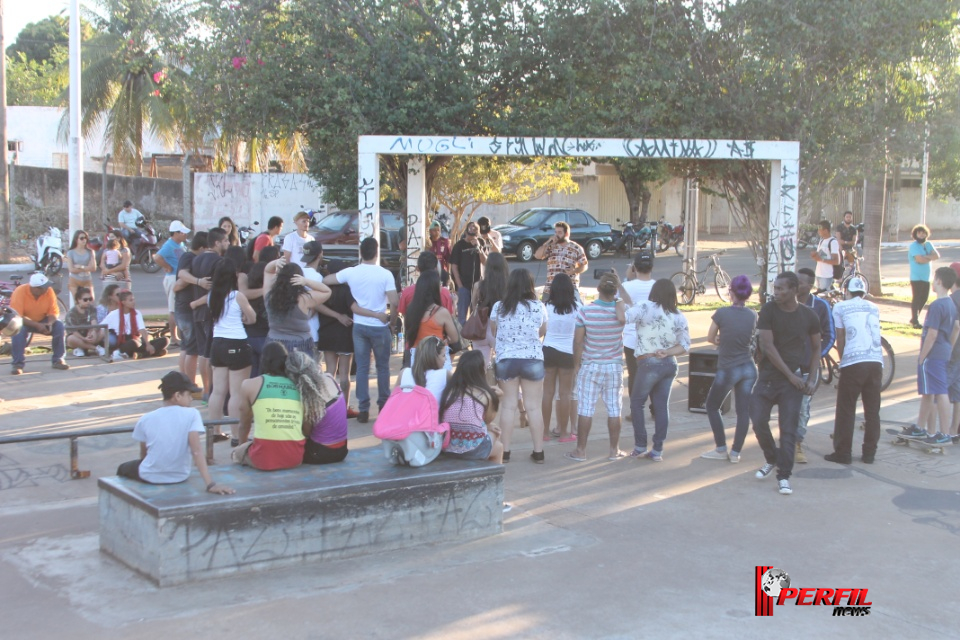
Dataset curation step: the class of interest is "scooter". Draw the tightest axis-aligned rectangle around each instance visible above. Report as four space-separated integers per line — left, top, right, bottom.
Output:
657 217 684 255
238 221 260 246
796 226 820 249
33 227 65 276
108 217 161 273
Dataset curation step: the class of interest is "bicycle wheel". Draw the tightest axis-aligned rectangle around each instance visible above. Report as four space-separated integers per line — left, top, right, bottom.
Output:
57 295 67 321
820 356 834 386
841 272 869 294
880 337 895 392
714 269 731 302
671 272 697 305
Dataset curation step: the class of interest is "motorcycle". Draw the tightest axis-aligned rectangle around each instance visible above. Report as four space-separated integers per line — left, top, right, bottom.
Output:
611 219 656 256
238 221 260 246
108 217 161 273
657 217 684 255
796 226 820 250
33 227 65 276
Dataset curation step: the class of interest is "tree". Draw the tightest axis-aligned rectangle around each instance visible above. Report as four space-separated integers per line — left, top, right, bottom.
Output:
6 49 67 106
6 15 94 64
433 157 579 238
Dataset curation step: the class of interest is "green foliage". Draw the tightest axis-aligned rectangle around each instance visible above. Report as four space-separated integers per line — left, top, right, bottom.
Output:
6 14 95 64
6 49 68 106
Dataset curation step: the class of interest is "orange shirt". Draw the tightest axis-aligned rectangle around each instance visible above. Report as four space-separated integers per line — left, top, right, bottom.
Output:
10 286 59 322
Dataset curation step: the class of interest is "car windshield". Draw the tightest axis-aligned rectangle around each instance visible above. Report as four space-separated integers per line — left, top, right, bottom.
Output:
509 209 552 227
381 211 404 230
314 211 355 233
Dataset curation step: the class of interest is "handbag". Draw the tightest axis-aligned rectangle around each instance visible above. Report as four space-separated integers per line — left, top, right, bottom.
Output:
461 305 489 341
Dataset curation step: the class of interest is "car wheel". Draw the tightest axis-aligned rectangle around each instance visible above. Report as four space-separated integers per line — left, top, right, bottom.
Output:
517 241 536 262
585 240 603 260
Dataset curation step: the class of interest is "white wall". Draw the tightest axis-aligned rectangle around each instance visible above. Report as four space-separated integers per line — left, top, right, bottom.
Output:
192 172 329 231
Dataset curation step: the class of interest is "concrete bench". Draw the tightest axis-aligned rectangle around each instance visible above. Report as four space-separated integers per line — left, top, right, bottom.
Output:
99 447 505 586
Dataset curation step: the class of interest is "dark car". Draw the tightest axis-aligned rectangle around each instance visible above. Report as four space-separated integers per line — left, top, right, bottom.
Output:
495 207 613 262
308 210 404 277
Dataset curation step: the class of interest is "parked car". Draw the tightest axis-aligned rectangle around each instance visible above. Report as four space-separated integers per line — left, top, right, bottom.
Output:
495 208 613 262
309 209 404 278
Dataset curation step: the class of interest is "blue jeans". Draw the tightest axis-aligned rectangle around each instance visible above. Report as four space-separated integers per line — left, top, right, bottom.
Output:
629 356 678 453
456 286 471 325
12 321 65 368
706 362 757 452
247 335 268 379
353 323 392 413
750 373 803 480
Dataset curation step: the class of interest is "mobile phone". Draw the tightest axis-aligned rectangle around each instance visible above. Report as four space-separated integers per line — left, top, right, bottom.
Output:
594 268 615 279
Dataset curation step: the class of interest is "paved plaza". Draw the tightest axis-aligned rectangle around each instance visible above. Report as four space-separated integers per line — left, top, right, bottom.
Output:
0 302 957 639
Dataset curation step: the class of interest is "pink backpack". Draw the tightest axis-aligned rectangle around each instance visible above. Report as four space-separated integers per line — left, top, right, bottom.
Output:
373 369 451 466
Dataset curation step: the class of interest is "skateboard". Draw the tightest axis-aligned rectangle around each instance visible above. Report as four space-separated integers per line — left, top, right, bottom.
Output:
886 428 951 455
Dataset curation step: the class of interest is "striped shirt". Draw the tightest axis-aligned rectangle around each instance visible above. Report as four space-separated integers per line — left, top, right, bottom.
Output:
576 299 625 364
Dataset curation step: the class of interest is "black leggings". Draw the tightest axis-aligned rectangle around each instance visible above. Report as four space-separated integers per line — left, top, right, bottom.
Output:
911 280 930 323
303 440 349 465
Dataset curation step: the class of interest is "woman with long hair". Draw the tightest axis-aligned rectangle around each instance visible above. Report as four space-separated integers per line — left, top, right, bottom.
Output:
265 258 331 357
65 230 96 300
541 272 578 442
411 335 450 403
440 350 504 463
96 283 122 322
101 230 133 290
471 251 509 368
490 268 547 463
219 216 241 246
206 259 257 442
403 269 459 365
66 285 105 356
316 260 358 417
285 350 349 465
626 278 691 462
240 245 280 378
700 275 757 463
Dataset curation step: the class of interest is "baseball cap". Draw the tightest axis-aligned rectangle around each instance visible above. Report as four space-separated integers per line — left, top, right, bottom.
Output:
845 277 867 293
29 273 50 288
159 371 202 394
429 221 441 230
301 241 323 262
169 220 191 234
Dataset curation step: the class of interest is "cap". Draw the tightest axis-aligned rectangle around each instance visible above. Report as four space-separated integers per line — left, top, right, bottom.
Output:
159 371 202 394
846 276 867 293
294 211 310 222
169 220 191 234
429 221 441 230
29 273 50 287
301 241 323 262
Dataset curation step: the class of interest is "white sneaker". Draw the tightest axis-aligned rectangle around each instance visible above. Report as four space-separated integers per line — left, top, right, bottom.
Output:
778 479 793 495
700 449 728 460
111 350 124 362
95 345 107 357
755 463 775 479
728 451 741 464
73 348 85 357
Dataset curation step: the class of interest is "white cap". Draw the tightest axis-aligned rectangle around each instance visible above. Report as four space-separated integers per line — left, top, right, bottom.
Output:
29 273 50 287
169 221 191 234
846 277 867 293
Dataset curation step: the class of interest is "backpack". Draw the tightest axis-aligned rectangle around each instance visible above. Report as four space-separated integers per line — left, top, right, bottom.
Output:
373 369 450 467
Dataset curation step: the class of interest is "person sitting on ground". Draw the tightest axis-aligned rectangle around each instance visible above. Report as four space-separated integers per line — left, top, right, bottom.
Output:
96 283 122 322
9 273 69 375
410 335 450 403
66 285 106 357
286 350 350 465
116 371 234 494
232 342 306 471
104 290 170 360
440 350 504 463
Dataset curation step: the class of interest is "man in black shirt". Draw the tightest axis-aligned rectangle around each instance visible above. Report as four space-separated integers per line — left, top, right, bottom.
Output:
750 271 821 496
174 231 207 386
835 210 858 264
188 227 229 397
450 221 486 325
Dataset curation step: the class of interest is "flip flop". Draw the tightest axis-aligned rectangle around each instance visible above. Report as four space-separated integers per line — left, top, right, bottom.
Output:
564 452 587 462
550 429 561 438
558 435 577 443
608 451 627 461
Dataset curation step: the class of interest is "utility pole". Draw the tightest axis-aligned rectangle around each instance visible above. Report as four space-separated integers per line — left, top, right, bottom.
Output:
69 0 83 242
0 0 11 263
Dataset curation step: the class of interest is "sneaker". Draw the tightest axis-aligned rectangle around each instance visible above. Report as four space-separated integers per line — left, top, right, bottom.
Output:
51 360 70 370
899 424 927 439
861 454 875 464
502 503 513 513
795 442 807 464
357 410 369 424
778 479 793 495
11 366 22 376
111 350 124 362
530 450 544 464
73 348 86 357
728 451 741 464
647 450 663 462
755 463 775 479
628 448 647 458
700 449 728 460
95 345 107 357
824 452 852 464
924 432 951 445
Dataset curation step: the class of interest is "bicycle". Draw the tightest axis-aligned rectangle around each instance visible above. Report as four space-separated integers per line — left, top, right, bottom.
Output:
670 250 731 305
838 249 869 293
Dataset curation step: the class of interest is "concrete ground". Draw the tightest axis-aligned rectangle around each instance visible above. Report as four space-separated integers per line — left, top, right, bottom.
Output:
0 299 957 639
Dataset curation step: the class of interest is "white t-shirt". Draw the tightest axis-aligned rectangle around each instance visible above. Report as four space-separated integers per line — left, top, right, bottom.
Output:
816 236 840 279
132 405 204 483
104 308 145 338
832 297 883 367
424 368 448 404
542 302 579 354
118 208 142 228
212 291 247 339
302 266 323 341
335 263 397 327
621 278 655 349
282 232 313 268
491 299 548 361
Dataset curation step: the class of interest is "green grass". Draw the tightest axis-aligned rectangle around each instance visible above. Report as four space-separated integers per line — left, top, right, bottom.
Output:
880 320 921 337
143 314 168 323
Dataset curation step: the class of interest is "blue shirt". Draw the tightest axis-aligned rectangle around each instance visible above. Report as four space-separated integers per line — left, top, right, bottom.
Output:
908 240 935 282
922 296 956 361
803 294 835 358
157 238 186 274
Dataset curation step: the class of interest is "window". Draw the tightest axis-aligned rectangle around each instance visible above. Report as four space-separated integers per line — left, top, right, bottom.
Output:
567 211 590 227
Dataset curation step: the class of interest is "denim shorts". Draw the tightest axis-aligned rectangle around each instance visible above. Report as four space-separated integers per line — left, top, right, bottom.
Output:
495 358 545 382
443 435 493 460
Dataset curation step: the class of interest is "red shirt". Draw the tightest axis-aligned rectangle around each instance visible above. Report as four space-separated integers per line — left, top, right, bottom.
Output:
427 237 452 270
252 233 274 258
398 284 454 315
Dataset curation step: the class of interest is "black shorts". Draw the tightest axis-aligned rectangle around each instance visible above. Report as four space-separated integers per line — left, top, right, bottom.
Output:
211 337 252 370
543 345 574 369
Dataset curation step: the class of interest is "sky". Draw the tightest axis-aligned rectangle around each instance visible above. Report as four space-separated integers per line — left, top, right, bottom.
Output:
3 0 71 45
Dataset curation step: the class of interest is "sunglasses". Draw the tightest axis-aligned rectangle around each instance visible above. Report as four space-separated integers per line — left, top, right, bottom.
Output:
79 236 88 241
80 297 93 302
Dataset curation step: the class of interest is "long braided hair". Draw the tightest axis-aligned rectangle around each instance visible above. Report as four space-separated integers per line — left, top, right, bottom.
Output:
285 350 328 428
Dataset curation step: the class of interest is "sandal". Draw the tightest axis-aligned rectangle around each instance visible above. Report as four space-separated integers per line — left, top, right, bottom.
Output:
550 429 561 439
558 435 577 443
